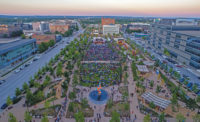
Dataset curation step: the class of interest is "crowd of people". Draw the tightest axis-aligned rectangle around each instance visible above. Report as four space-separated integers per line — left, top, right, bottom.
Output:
83 43 120 61
80 63 121 86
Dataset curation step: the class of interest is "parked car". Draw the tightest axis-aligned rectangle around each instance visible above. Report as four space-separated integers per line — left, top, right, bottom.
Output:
20 65 25 70
8 106 13 110
33 58 38 61
24 63 30 67
1 103 8 109
0 80 6 83
15 69 20 73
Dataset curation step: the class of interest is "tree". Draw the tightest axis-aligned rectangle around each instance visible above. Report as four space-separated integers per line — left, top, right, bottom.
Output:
149 101 155 109
69 92 76 100
176 113 185 122
164 48 170 56
196 96 200 103
24 111 32 122
48 40 55 47
8 113 17 122
38 42 49 53
74 111 84 122
156 85 161 93
7 96 13 106
150 80 154 88
144 114 151 122
44 100 50 109
81 98 88 108
21 34 26 39
23 82 29 92
110 111 120 122
29 77 35 87
15 88 21 96
107 99 113 109
193 114 200 122
41 115 49 122
124 103 129 111
68 102 74 112
169 68 173 74
159 112 165 122
26 90 33 105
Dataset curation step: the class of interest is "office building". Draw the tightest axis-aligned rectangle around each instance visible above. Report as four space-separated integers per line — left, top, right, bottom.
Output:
103 25 119 35
149 19 200 69
0 39 37 68
32 22 41 32
32 22 50 33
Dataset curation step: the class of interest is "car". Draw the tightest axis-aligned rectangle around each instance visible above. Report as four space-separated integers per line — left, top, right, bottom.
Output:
8 106 13 110
1 103 8 109
20 65 25 70
33 58 38 61
15 69 20 73
0 80 4 85
24 63 30 67
0 80 6 83
28 61 33 64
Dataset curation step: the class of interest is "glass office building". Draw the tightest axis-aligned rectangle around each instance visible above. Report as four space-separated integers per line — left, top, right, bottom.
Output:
0 39 37 68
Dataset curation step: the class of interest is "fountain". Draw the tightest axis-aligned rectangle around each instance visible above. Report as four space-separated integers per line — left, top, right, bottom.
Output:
89 83 108 104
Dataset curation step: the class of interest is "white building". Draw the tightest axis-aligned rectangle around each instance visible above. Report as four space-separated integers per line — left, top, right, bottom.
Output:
103 25 119 35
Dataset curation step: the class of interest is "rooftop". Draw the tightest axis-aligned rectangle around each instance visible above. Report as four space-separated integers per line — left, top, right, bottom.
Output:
0 37 21 44
174 31 200 38
141 92 171 109
136 65 149 72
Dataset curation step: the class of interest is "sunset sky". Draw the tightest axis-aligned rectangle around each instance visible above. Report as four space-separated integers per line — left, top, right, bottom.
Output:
0 0 200 17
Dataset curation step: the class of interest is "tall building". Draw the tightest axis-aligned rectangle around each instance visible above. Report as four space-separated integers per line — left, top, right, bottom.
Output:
40 22 50 32
0 39 37 68
32 22 50 33
101 18 115 26
103 25 119 35
32 22 41 32
149 19 200 69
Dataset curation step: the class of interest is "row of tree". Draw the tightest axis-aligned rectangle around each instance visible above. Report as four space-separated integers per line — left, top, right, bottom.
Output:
38 40 55 53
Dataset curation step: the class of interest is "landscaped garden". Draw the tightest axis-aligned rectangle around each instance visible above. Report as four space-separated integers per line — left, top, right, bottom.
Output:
66 101 94 118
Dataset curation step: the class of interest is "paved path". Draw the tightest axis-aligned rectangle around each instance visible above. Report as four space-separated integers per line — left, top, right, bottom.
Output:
127 61 144 122
81 61 119 64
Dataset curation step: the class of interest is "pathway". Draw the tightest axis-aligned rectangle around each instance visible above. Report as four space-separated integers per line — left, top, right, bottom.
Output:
127 61 144 122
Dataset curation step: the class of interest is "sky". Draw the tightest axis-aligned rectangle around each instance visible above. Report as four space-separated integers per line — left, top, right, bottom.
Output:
0 0 200 17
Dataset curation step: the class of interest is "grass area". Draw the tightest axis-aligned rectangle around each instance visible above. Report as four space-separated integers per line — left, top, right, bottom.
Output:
30 104 61 117
66 102 94 118
104 101 130 117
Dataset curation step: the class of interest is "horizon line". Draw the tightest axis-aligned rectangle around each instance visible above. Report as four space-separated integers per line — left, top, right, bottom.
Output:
0 14 200 19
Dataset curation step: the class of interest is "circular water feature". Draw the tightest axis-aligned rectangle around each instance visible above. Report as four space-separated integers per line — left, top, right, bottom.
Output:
89 89 108 105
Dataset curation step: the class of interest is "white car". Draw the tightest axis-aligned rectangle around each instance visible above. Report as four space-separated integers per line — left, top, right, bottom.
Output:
15 69 20 73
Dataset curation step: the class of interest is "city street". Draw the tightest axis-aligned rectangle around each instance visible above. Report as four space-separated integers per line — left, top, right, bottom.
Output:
0 24 84 110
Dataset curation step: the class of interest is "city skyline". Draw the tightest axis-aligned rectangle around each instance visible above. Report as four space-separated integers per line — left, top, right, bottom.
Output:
0 0 200 17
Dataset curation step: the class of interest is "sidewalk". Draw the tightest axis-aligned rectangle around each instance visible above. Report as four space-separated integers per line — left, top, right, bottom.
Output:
127 61 144 122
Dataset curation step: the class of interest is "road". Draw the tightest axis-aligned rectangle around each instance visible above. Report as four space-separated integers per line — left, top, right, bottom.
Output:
0 22 84 109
